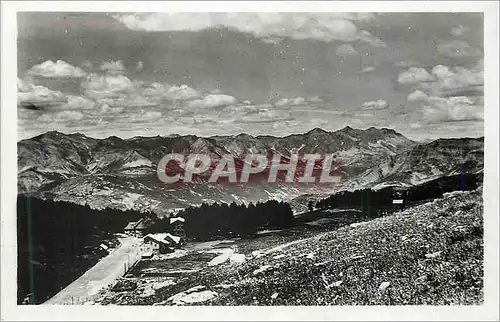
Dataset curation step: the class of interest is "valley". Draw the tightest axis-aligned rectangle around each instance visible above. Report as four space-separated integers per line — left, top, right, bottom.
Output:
17 127 484 216
16 126 485 306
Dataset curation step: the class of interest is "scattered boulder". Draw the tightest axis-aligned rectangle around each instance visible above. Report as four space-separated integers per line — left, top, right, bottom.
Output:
253 265 272 276
229 253 246 264
425 251 442 259
208 249 234 266
379 281 391 292
165 285 217 305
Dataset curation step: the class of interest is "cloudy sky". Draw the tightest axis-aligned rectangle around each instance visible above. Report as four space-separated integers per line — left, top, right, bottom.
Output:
17 12 484 141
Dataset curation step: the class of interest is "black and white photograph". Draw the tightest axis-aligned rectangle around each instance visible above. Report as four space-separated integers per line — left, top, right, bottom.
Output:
1 1 499 321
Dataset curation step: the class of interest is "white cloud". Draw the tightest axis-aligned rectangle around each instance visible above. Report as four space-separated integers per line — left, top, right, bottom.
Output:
407 90 428 102
188 94 238 109
261 37 283 44
308 96 323 103
17 78 33 93
17 78 68 107
361 99 389 110
163 85 201 101
81 60 93 69
18 78 98 115
393 61 420 68
361 66 376 73
98 102 124 114
64 95 96 110
139 82 171 97
422 96 483 123
436 40 481 58
275 97 306 106
113 13 384 46
397 67 435 84
335 44 358 56
239 109 293 123
80 74 164 108
272 96 323 107
97 95 159 108
136 61 144 71
27 60 87 78
420 63 483 96
81 73 135 98
402 63 484 124
358 30 386 48
329 13 377 22
145 111 162 118
39 110 85 122
450 25 470 36
100 60 125 74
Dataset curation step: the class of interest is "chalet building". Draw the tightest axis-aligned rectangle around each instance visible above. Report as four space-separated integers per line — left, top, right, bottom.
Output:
124 218 154 237
124 221 139 235
169 216 185 239
143 233 182 254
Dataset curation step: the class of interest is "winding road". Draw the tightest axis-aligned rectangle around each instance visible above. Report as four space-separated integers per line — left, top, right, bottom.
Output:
43 236 142 305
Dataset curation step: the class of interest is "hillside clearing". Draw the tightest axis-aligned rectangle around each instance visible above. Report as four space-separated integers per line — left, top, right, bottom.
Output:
98 189 483 306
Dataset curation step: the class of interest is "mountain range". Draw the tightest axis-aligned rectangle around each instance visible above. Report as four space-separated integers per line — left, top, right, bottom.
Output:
17 127 484 215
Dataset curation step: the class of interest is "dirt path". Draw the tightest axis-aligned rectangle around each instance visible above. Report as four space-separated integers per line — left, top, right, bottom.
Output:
43 236 142 305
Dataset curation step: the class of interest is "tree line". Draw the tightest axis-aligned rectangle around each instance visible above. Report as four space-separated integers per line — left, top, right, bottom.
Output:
315 173 482 218
169 200 295 241
17 194 296 302
16 194 153 304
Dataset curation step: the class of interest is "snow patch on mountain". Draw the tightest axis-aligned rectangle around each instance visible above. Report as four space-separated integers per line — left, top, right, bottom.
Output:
123 159 154 168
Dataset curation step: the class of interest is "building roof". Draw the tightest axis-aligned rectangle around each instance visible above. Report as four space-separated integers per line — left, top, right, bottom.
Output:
135 218 154 230
124 221 138 230
169 217 185 224
165 233 181 244
144 233 181 245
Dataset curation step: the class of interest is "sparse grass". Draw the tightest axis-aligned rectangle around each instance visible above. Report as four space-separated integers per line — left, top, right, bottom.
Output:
98 189 483 306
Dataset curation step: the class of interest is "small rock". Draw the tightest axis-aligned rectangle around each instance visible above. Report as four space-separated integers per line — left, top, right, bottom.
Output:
350 222 367 228
271 292 279 299
333 280 343 287
253 265 272 275
208 250 234 266
379 281 391 291
425 251 442 259
229 253 246 264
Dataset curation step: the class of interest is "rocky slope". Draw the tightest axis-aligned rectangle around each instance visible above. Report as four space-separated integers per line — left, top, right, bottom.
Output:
95 188 484 305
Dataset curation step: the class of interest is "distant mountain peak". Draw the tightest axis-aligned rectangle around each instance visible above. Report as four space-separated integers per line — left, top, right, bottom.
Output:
335 125 356 134
306 127 329 135
17 126 483 215
37 130 65 138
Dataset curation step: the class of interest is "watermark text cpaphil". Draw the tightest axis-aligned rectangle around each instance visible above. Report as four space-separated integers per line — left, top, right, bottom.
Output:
157 153 342 184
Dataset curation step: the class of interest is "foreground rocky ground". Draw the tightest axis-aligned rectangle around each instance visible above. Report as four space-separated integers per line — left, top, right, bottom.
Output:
96 188 483 306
